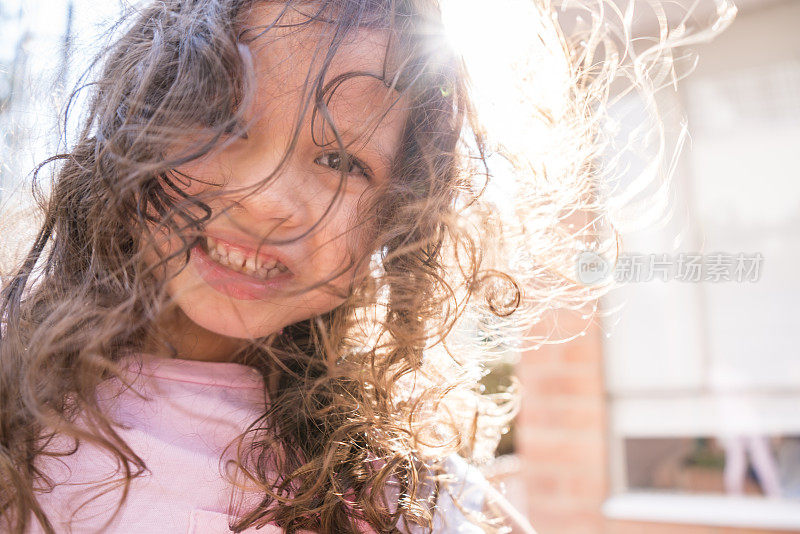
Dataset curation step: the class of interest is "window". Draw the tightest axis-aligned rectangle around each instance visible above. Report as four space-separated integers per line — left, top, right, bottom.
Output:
601 27 800 528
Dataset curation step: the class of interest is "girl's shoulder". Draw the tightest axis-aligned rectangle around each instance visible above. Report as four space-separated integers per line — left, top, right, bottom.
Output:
415 454 535 533
397 453 490 534
432 454 490 533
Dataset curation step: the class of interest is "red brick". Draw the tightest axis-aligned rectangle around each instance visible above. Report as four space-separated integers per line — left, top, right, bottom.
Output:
528 368 604 397
516 311 609 533
519 401 606 432
604 520 791 534
564 471 608 502
529 508 604 534
562 337 603 365
516 434 599 466
525 471 561 494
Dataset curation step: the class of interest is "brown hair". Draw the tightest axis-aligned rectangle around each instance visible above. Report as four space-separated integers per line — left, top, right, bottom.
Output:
0 0 736 532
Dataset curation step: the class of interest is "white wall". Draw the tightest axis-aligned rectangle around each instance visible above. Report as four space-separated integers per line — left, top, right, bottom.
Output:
603 0 800 434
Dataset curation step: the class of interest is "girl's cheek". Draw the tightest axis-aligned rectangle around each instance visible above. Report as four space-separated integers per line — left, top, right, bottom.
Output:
140 222 178 273
161 166 215 196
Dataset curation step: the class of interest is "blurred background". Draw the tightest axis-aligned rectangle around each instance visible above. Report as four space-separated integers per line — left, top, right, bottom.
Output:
507 1 800 532
1 0 798 533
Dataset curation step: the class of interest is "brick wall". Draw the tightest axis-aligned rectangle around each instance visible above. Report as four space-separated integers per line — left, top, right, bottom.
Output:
516 309 608 533
605 521 792 534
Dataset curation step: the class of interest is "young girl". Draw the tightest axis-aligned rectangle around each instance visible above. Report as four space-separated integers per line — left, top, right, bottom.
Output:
0 0 731 532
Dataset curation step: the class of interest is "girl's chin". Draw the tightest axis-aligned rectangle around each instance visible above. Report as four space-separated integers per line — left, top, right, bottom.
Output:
198 310 277 339
169 286 282 340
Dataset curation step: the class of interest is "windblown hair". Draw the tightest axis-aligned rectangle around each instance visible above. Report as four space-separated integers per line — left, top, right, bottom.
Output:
0 0 735 532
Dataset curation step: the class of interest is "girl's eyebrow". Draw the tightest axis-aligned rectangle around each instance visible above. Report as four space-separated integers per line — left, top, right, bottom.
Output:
317 77 406 168
334 108 404 169
338 131 398 172
370 143 397 170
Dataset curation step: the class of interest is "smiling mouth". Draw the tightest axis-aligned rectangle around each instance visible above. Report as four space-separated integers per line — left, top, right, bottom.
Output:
200 235 290 282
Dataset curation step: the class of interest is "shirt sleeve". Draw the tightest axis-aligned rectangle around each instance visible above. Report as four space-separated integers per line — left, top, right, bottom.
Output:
397 453 489 533
432 454 489 533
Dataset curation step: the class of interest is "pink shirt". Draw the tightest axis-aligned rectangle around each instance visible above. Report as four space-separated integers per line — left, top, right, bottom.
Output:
31 355 488 533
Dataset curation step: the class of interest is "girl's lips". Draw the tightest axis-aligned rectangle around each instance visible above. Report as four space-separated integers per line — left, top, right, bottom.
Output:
190 243 294 301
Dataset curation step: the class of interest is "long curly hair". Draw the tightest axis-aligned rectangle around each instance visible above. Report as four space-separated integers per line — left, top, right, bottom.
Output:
0 0 735 532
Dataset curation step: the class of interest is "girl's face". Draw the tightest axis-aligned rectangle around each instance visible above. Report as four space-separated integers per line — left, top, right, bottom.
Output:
145 5 407 347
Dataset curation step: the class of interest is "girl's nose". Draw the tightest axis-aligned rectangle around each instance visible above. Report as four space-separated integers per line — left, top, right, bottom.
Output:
224 160 317 236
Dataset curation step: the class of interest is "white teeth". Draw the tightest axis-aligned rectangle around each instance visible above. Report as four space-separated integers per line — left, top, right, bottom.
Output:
229 250 246 269
204 236 288 280
245 256 257 273
258 257 277 271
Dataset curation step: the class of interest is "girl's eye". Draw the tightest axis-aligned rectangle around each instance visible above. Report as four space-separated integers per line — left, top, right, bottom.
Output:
223 121 249 140
315 152 371 179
